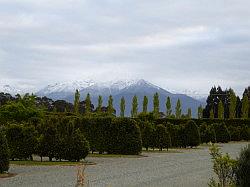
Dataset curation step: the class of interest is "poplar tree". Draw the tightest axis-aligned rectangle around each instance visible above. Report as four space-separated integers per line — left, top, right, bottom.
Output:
97 95 103 114
131 95 138 117
198 105 203 119
218 100 224 119
74 89 80 115
120 97 125 117
229 89 237 119
153 92 159 118
85 93 91 115
143 96 148 113
166 96 172 117
175 99 181 119
242 94 249 118
107 95 114 115
187 108 192 118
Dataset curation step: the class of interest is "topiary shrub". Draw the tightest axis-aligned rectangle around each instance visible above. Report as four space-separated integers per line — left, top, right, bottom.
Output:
108 118 142 155
155 124 171 151
235 144 250 187
141 121 154 151
185 120 200 148
213 123 231 143
0 129 9 173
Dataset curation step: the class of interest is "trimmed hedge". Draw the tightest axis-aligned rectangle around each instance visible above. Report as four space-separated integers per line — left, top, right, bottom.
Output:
0 129 9 173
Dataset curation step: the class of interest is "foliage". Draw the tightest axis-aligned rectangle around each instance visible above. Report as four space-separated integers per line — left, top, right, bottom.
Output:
131 95 138 118
198 105 203 119
166 96 172 117
107 95 115 116
185 120 200 147
74 89 80 114
120 96 125 117
242 94 249 119
97 95 103 114
6 124 37 160
208 144 237 187
229 89 237 119
175 99 182 119
143 96 148 113
0 128 9 173
213 123 231 143
140 121 154 150
153 92 159 118
155 124 171 151
85 93 91 115
218 100 224 119
108 118 142 155
235 144 250 187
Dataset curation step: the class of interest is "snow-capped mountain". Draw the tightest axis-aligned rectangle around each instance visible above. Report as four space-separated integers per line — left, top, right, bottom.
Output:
36 79 205 117
0 85 23 95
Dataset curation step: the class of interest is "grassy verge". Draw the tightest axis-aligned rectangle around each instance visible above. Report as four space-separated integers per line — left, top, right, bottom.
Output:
87 153 145 158
10 160 95 166
0 173 17 178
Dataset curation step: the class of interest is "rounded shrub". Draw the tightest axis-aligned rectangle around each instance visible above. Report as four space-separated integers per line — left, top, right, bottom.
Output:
213 123 231 143
108 118 142 155
155 124 171 151
235 144 250 187
185 120 200 148
0 129 9 173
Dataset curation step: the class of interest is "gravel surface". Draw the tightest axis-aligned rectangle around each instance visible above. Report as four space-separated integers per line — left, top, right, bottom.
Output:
1 142 248 187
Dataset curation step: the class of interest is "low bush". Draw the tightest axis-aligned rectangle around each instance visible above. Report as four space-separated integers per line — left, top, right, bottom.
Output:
0 129 9 173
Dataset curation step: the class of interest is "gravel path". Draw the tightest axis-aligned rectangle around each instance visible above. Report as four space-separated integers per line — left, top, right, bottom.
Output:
1 142 248 187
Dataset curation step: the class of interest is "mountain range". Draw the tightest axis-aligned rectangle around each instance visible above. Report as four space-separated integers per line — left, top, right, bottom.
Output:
35 79 206 117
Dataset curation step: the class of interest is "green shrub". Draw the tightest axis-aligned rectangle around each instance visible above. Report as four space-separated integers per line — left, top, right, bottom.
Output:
6 124 37 160
185 120 200 147
213 123 231 143
155 124 171 151
108 118 142 155
0 129 9 173
141 121 154 151
235 144 250 187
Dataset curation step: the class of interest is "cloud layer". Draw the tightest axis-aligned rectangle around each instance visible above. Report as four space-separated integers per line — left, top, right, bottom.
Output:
0 0 250 96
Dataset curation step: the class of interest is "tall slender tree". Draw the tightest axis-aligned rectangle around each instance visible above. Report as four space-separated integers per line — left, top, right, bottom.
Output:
187 108 192 118
166 96 172 117
85 93 91 115
218 100 224 119
153 92 159 118
242 94 249 118
107 95 114 115
131 95 138 117
120 97 126 117
97 95 103 114
175 99 181 119
210 108 214 119
143 96 148 113
229 89 237 119
74 89 80 115
198 105 203 119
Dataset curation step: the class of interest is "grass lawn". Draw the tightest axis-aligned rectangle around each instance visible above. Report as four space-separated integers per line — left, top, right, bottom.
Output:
10 160 94 166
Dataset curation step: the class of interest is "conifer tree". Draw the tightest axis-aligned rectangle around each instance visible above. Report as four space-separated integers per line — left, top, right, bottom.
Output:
120 97 125 117
175 99 182 119
85 93 91 115
229 89 237 119
198 105 203 119
153 92 159 118
187 108 192 118
107 95 114 115
210 108 214 119
74 89 80 114
97 95 103 114
218 100 224 119
166 96 172 117
143 96 148 113
242 94 249 118
131 95 138 117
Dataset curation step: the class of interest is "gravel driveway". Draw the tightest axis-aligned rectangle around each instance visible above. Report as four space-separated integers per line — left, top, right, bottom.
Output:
1 142 248 187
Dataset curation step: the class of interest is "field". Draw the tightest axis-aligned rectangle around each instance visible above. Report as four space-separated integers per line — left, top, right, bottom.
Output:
0 141 248 187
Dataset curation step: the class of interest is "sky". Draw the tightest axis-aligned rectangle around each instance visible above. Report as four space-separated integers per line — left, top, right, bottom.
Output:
0 0 250 96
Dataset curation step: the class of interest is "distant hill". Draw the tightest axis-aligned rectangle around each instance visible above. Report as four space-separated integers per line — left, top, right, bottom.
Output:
37 79 205 117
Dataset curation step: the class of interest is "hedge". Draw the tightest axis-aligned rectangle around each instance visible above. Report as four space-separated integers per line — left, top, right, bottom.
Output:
0 128 9 173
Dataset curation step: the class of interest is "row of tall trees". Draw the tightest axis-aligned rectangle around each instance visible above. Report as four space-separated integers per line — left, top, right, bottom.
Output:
203 86 250 119
73 90 196 118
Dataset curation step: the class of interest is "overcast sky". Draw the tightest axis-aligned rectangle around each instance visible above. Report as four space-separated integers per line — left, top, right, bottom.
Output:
0 0 250 96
